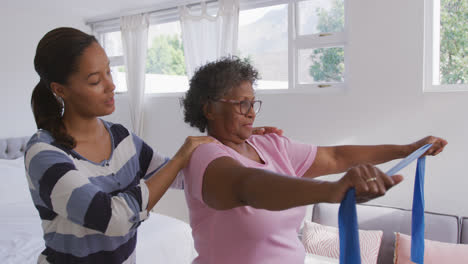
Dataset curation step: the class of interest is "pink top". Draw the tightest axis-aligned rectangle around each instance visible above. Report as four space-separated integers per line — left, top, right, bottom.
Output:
183 134 317 264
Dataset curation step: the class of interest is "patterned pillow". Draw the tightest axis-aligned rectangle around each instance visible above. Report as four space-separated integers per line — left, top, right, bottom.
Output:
305 253 339 264
302 221 383 264
394 232 468 264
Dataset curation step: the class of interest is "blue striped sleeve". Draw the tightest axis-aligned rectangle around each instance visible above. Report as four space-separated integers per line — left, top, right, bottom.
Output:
131 134 184 189
26 143 149 235
131 134 173 179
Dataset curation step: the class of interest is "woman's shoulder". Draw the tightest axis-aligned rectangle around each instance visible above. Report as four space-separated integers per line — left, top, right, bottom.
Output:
25 130 73 164
101 119 129 135
101 119 137 147
27 129 55 149
249 133 288 145
194 140 228 154
248 134 299 154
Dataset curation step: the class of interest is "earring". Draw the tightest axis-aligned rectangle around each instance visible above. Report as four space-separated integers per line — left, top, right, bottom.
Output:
55 95 65 117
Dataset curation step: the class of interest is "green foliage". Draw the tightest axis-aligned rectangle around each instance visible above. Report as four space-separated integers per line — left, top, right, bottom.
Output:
316 0 344 33
146 35 186 76
239 53 254 65
309 0 345 82
309 48 344 82
440 0 468 84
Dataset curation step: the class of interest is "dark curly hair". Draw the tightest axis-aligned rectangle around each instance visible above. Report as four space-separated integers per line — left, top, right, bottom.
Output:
182 56 259 133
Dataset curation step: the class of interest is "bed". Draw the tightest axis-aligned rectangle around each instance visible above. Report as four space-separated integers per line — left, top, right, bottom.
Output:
0 136 197 264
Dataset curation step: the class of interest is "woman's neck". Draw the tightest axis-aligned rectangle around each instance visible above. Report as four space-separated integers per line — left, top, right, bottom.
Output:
62 115 104 142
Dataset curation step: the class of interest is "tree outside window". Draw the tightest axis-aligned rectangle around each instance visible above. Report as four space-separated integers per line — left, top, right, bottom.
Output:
146 34 186 76
439 0 467 84
308 0 344 83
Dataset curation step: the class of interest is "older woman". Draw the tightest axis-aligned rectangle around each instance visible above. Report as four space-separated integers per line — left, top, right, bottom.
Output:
181 57 447 264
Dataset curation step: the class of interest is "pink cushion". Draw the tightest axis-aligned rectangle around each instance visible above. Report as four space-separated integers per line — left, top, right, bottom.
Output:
394 232 468 264
302 221 383 264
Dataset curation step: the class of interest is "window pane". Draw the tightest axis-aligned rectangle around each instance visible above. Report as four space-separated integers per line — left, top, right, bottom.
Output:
298 47 344 84
102 32 126 92
103 31 123 57
111 66 127 93
439 0 468 84
146 21 188 93
298 0 344 35
238 4 288 90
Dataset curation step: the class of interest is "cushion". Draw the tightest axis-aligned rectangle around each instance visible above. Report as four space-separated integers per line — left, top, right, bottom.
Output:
305 253 339 264
302 221 383 264
394 232 468 264
311 203 459 264
0 157 31 206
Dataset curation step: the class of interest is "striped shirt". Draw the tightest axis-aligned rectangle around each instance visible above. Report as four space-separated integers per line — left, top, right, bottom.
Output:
24 120 183 263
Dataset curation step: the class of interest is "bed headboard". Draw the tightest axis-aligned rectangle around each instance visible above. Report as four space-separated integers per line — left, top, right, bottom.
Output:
0 137 30 159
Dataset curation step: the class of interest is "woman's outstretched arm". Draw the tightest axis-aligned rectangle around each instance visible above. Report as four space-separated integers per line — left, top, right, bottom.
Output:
304 136 447 178
201 156 403 211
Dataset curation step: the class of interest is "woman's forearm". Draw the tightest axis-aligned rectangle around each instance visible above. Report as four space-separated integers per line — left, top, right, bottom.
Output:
145 157 184 211
332 144 411 173
236 167 336 211
144 136 218 211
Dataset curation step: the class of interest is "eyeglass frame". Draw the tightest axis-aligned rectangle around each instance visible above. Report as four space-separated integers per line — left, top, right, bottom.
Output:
216 98 263 115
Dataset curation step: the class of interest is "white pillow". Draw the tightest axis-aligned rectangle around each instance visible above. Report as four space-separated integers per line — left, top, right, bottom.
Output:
305 253 339 264
0 157 32 206
302 221 383 264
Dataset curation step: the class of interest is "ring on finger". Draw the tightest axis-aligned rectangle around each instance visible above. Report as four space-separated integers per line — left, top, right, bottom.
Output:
365 177 377 183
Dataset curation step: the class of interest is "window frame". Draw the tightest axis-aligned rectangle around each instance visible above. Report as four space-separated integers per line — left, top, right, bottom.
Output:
92 20 127 93
424 0 468 92
239 0 348 94
90 0 349 95
92 3 217 96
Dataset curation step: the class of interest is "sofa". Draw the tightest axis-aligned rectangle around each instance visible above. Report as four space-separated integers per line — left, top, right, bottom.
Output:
462 217 468 245
309 203 466 264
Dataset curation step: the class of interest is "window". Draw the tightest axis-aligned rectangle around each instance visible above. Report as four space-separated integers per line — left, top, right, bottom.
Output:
93 0 347 94
95 9 189 94
146 21 188 93
238 0 346 92
98 22 188 94
297 47 344 84
99 30 127 93
294 0 345 89
238 4 288 90
425 0 468 92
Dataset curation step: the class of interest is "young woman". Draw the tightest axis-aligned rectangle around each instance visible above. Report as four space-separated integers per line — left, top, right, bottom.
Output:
25 27 279 263
181 56 447 264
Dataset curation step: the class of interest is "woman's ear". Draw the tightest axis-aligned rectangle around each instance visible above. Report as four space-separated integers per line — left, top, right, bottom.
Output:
50 82 66 99
203 101 215 120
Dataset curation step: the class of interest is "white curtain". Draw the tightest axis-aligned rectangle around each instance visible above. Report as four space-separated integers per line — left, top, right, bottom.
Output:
121 14 149 137
179 0 239 79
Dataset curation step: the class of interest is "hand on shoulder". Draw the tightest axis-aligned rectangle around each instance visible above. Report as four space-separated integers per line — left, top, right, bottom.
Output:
173 136 221 168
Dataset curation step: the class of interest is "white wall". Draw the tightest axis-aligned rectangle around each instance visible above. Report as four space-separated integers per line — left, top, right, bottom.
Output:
0 1 91 138
1 0 467 224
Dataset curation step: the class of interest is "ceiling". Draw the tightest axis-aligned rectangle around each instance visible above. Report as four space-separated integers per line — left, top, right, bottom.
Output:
14 0 194 23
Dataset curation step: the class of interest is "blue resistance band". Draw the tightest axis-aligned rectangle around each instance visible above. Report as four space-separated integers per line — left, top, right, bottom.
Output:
338 144 432 264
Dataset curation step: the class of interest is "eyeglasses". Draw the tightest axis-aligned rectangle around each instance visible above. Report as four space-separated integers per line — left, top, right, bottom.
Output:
218 98 262 115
